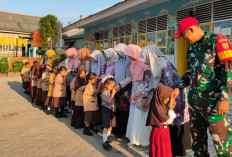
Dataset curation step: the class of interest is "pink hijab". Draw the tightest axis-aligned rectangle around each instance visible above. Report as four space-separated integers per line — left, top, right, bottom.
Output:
77 48 90 61
124 44 150 82
65 47 80 70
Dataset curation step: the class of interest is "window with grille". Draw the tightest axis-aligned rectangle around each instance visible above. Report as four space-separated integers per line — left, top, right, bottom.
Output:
99 40 104 50
176 0 232 41
114 23 132 38
104 40 108 49
92 30 108 50
157 31 167 47
119 25 125 37
95 32 100 41
125 36 132 45
147 32 156 46
125 24 132 36
99 31 104 40
147 17 156 32
112 23 132 47
138 20 147 34
213 0 232 21
103 30 108 39
138 15 167 33
157 15 167 31
138 34 146 48
176 0 232 25
112 38 119 48
119 37 124 43
176 7 194 26
195 3 212 23
113 27 119 38
137 14 168 48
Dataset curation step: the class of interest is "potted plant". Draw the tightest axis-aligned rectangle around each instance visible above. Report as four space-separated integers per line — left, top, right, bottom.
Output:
8 60 24 77
0 57 8 77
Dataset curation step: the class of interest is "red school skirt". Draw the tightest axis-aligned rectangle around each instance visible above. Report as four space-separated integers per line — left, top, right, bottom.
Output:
149 126 172 157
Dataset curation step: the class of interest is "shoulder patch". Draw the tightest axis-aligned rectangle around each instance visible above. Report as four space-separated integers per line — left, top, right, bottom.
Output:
216 35 232 63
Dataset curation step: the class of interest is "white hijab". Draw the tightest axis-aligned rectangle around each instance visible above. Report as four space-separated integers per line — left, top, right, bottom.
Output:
104 48 119 67
114 43 131 84
139 45 170 89
114 43 127 55
90 50 106 76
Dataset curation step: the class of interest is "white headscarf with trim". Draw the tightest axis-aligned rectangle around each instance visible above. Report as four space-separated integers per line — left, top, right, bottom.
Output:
90 50 106 76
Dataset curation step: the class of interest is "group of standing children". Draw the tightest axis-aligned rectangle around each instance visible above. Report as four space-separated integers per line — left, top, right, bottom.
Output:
20 44 191 156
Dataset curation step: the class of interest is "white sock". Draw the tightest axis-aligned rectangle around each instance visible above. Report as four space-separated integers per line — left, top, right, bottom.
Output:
58 107 61 112
47 106 51 111
107 131 111 136
103 133 108 143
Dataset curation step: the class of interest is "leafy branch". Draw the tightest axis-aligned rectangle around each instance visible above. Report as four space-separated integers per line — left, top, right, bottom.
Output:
39 14 58 50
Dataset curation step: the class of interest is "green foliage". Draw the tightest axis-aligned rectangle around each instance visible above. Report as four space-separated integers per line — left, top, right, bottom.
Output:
39 14 58 49
0 58 9 73
9 60 24 72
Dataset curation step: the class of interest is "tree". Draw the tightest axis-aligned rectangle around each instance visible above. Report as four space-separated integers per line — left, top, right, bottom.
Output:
39 14 58 50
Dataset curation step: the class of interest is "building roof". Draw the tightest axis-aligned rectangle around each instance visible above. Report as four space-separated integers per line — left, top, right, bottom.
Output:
63 28 84 40
0 11 42 34
63 0 168 32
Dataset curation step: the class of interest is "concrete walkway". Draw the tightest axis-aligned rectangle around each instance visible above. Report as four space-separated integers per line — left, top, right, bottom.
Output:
0 77 140 157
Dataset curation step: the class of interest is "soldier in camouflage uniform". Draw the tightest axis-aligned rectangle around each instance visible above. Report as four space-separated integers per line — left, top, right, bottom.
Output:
173 17 232 157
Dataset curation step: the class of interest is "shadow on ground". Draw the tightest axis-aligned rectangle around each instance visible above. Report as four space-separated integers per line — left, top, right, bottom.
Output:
7 81 32 103
7 80 142 157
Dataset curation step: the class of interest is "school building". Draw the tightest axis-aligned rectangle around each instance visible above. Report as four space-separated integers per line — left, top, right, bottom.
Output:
63 0 232 76
62 28 84 50
0 11 41 57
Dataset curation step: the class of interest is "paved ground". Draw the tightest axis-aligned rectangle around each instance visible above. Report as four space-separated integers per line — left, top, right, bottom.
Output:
0 77 140 157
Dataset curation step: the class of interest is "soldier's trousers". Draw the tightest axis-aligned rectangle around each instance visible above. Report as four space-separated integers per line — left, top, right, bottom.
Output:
190 107 232 157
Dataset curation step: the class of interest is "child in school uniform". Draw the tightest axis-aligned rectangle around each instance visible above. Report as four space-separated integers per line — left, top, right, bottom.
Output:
101 77 119 150
45 65 58 112
67 69 75 112
53 66 69 118
69 69 77 113
83 72 100 136
35 65 43 107
41 64 52 110
71 68 86 129
31 61 39 104
21 62 31 94
146 85 178 157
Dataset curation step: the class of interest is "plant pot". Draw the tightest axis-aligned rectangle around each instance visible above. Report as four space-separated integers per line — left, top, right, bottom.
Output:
0 73 8 77
8 72 21 77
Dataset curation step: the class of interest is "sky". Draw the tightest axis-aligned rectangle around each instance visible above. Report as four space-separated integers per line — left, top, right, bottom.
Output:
0 0 123 26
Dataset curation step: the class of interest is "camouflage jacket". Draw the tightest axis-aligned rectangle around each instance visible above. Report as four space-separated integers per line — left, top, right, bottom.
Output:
177 33 232 102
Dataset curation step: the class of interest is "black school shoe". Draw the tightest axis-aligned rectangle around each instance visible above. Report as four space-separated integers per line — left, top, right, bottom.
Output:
103 141 112 150
89 124 94 131
93 126 99 134
55 112 62 118
40 105 44 110
45 110 51 115
83 127 93 136
60 112 68 118
89 124 99 134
